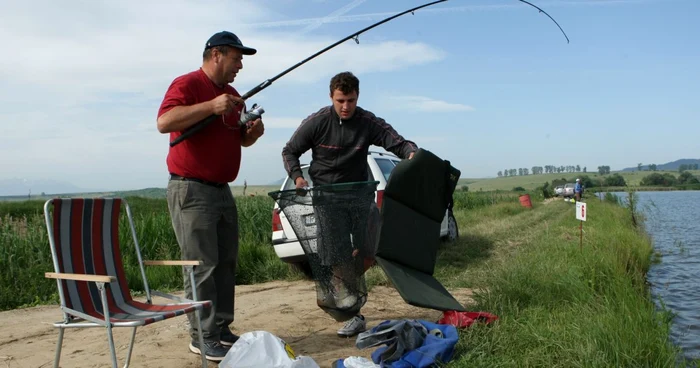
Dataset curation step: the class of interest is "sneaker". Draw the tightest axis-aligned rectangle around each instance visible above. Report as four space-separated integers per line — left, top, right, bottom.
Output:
332 278 358 310
219 328 240 347
337 314 366 337
189 339 230 362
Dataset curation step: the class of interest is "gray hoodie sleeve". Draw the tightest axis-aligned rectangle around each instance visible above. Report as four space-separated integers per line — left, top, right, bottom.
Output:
282 117 316 183
368 114 418 159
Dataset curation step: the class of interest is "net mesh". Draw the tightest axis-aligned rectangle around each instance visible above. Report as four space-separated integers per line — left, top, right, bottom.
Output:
269 181 380 322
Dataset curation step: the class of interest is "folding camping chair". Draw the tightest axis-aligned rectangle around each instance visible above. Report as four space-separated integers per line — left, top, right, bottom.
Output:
43 198 211 368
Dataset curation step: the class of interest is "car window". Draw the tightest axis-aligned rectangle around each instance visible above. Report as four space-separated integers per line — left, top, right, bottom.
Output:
375 158 396 181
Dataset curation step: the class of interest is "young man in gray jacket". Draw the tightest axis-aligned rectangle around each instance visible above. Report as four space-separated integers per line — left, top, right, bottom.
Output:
281 71 417 337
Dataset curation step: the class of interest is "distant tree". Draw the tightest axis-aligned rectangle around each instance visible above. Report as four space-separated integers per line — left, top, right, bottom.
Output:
583 166 587 173
637 163 643 171
498 171 503 177
578 175 598 188
604 174 627 187
540 181 553 199
649 163 657 171
694 164 699 170
641 173 677 186
524 168 529 175
576 165 581 172
678 171 700 185
598 165 611 175
518 168 523 176
552 177 568 187
504 169 509 177
679 164 689 172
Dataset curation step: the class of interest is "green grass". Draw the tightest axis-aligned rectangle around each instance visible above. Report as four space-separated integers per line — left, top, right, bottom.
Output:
428 199 690 367
462 170 700 192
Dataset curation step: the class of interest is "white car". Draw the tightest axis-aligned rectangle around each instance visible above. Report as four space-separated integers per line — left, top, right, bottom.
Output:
270 151 459 275
554 186 564 196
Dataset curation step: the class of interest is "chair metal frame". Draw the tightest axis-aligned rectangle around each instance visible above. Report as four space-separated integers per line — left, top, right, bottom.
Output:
43 198 210 368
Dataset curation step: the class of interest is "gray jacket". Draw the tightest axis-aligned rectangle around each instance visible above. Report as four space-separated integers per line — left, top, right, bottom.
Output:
282 106 417 186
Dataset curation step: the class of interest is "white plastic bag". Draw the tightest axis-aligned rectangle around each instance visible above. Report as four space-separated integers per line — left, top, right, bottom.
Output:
219 331 320 368
343 356 380 367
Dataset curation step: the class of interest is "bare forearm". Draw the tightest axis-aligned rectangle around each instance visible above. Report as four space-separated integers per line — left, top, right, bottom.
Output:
157 101 214 133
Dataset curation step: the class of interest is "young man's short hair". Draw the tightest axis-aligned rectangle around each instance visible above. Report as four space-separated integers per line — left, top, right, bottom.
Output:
330 72 360 95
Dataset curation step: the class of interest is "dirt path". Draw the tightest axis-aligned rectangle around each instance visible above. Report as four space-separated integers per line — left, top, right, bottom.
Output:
0 280 474 368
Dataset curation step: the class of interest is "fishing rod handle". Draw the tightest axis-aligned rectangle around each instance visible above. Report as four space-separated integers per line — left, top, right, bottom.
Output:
169 114 217 147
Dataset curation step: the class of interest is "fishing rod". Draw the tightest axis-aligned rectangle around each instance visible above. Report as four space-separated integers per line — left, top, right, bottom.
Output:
169 0 447 147
170 0 569 147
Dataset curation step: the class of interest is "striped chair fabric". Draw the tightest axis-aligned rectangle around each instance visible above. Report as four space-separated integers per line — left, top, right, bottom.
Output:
50 198 210 326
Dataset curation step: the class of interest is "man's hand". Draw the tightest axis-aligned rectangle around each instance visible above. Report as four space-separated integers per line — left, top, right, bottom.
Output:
295 176 309 195
295 177 309 189
210 94 244 115
246 118 265 139
408 151 415 160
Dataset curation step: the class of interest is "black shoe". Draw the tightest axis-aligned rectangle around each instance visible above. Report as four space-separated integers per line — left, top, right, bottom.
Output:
220 328 240 347
189 339 230 362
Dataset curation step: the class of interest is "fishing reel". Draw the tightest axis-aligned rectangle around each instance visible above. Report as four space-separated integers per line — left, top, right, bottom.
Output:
240 103 265 129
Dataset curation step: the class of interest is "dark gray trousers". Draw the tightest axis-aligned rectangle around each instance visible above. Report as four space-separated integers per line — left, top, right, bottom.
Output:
166 180 238 342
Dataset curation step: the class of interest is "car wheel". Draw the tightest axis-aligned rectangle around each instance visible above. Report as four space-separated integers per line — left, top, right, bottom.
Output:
444 211 459 242
290 261 313 279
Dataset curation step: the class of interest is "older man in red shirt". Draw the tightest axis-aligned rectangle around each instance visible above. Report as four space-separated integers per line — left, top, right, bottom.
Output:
156 31 264 362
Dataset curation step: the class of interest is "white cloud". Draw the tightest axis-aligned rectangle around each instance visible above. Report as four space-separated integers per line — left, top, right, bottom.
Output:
385 96 475 113
0 0 448 191
297 0 368 35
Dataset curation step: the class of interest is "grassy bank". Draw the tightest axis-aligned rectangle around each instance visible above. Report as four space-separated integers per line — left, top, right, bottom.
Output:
424 198 689 366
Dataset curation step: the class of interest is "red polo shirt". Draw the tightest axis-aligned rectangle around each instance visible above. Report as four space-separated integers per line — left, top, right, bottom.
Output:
158 68 243 184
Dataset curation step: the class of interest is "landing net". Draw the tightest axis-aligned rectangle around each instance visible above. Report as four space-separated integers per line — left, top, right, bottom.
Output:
269 181 379 322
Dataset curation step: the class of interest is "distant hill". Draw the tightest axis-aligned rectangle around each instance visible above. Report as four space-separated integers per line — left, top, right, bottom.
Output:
620 159 700 172
0 178 97 197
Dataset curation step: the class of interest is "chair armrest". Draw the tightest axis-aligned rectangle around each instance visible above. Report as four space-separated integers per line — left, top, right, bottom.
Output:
45 272 116 283
143 260 202 266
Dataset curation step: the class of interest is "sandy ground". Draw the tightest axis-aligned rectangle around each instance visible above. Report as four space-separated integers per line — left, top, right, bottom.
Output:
0 280 474 368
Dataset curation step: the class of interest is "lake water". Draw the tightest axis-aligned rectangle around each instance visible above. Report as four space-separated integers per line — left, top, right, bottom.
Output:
609 191 700 359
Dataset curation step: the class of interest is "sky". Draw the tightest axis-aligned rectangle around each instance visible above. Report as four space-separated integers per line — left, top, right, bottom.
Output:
1 0 698 193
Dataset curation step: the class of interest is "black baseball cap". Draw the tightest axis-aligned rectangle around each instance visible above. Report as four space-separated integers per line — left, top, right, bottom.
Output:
205 31 257 55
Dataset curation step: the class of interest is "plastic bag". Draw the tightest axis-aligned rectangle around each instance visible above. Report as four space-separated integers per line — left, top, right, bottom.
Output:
344 356 380 367
219 331 320 368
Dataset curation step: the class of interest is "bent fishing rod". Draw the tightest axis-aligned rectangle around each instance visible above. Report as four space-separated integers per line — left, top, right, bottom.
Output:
169 0 569 147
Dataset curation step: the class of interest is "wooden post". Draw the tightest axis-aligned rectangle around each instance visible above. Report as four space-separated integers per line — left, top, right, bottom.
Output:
579 220 583 250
